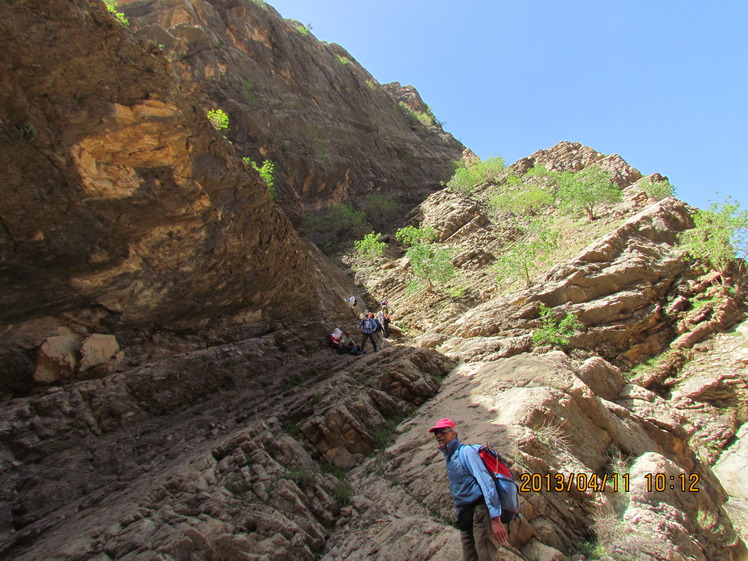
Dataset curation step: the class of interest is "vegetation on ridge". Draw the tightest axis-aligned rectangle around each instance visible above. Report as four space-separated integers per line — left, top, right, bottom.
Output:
679 196 748 294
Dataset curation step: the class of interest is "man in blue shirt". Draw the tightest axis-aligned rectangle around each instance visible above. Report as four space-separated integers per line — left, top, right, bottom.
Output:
430 418 508 560
357 312 379 352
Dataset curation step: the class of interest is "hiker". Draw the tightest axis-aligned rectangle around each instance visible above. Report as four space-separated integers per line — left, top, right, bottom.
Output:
430 418 508 560
358 311 379 352
341 331 363 356
369 312 386 350
380 297 391 315
376 310 390 338
347 294 357 316
325 328 344 353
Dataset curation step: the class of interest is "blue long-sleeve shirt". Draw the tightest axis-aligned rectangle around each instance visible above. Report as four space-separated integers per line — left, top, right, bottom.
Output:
442 438 502 519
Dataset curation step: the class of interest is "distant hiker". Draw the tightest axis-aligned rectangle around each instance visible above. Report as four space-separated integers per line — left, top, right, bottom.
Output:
430 418 508 561
348 294 357 315
325 328 344 353
358 311 379 352
341 331 363 356
372 312 387 349
376 310 390 338
380 298 391 315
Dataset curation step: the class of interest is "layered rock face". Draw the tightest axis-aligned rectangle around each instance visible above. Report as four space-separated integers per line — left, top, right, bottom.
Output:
0 331 454 560
119 0 464 221
0 0 362 393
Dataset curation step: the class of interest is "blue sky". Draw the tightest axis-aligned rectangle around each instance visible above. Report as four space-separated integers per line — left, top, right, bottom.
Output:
266 0 747 212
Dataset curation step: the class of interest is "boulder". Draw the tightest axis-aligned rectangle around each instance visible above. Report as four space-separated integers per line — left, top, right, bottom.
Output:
32 335 80 383
79 334 122 374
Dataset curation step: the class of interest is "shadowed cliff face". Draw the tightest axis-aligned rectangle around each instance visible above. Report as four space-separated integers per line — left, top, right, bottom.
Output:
118 0 465 222
0 1 317 343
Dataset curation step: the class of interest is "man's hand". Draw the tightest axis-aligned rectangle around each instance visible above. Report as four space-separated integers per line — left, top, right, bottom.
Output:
491 517 508 545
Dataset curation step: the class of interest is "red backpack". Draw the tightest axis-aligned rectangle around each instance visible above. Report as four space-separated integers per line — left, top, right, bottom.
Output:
459 444 521 524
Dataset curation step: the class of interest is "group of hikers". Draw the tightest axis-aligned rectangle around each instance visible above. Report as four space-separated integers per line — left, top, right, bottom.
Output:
326 296 392 355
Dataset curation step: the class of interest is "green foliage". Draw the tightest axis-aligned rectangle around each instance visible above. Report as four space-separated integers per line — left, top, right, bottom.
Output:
288 20 310 36
395 224 438 246
243 158 276 197
679 196 748 289
335 54 351 65
396 224 453 292
250 0 268 9
243 81 259 107
365 79 377 90
532 304 584 347
281 419 301 438
327 204 372 239
285 466 319 489
332 479 353 506
446 156 506 195
207 108 229 131
495 219 558 288
307 124 329 160
489 186 554 216
363 194 400 229
556 166 621 220
16 122 36 142
398 102 435 127
639 177 676 200
354 232 387 260
103 0 129 25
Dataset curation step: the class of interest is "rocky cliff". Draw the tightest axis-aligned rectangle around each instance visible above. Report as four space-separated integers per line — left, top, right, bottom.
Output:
1 1 748 561
118 0 464 222
0 0 462 394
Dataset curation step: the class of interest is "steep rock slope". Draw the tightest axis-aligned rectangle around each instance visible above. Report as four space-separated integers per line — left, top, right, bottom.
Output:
119 0 464 221
0 328 455 560
0 0 367 393
336 143 748 560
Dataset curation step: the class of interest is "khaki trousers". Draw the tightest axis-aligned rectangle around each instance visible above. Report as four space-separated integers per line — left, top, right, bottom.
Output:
460 502 503 561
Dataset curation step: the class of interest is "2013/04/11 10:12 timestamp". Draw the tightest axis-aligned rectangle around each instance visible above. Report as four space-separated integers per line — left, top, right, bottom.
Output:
518 472 700 493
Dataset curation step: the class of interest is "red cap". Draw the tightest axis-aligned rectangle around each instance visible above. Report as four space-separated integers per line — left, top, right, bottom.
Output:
428 418 456 433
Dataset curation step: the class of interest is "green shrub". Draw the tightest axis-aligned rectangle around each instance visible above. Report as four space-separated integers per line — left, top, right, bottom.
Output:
404 242 455 294
395 224 438 246
332 480 353 506
495 219 558 288
207 108 229 131
489 186 554 216
330 204 371 237
398 102 434 127
532 304 584 347
285 466 319 489
103 0 129 25
335 54 351 65
364 194 400 229
243 81 259 107
679 196 748 291
447 156 506 195
395 224 453 292
639 177 676 200
16 122 36 142
354 232 386 260
243 158 276 197
556 166 621 220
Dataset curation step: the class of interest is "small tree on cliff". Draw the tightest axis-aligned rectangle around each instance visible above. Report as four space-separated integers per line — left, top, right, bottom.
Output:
495 219 558 288
396 224 455 293
556 166 621 220
679 196 748 294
